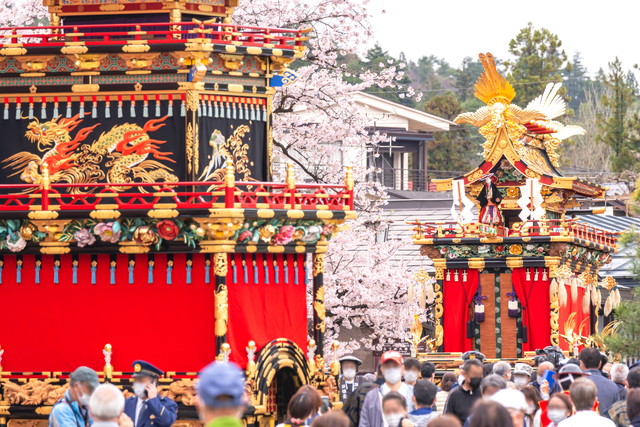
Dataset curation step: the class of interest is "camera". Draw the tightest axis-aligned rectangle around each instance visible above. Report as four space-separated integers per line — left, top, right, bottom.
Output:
534 346 565 368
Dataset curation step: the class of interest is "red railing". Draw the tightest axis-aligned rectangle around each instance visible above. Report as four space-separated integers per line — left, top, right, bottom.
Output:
0 180 353 213
410 219 619 248
0 21 309 50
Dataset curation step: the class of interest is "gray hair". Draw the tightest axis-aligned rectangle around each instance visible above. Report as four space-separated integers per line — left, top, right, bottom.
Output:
570 378 597 411
89 383 125 421
492 361 512 378
70 366 100 392
480 374 507 394
611 363 630 384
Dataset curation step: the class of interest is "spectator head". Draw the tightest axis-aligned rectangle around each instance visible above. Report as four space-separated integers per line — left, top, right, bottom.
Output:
428 415 463 427
287 386 323 426
404 357 421 384
480 374 507 397
490 389 528 427
482 362 495 378
380 351 404 386
382 391 408 427
440 372 457 392
363 373 377 383
413 380 438 408
603 362 613 374
569 378 598 411
493 361 512 381
546 393 572 425
536 362 555 381
610 363 629 385
420 361 436 381
338 355 362 381
196 361 246 422
579 348 602 370
521 386 541 416
310 411 349 427
89 383 125 422
469 400 514 427
512 363 533 389
556 363 590 391
462 359 484 390
628 368 640 389
627 388 640 421
69 366 100 408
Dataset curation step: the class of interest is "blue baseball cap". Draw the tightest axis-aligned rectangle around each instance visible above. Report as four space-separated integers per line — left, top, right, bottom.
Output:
197 362 246 408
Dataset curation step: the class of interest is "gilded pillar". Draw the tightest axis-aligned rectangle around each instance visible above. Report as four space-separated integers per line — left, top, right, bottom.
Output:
312 254 325 355
546 257 561 346
214 253 229 355
185 89 200 180
433 262 445 351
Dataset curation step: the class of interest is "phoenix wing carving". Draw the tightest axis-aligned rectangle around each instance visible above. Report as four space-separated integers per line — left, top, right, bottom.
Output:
454 106 491 127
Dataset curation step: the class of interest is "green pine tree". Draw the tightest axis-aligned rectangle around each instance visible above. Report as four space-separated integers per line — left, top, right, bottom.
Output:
505 22 568 104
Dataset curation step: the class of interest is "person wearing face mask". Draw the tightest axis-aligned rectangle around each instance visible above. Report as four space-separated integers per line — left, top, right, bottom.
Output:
404 358 421 387
443 359 483 425
338 355 364 402
360 351 414 427
382 392 414 427
195 361 246 427
50 367 100 427
123 361 177 427
531 362 555 393
513 363 533 390
545 393 573 426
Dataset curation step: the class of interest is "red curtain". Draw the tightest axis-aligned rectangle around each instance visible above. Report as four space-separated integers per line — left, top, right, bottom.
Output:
511 268 551 352
442 269 479 352
226 253 308 368
558 282 591 352
0 254 215 372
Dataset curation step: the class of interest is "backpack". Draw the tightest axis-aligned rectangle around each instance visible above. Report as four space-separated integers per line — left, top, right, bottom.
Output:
342 383 379 427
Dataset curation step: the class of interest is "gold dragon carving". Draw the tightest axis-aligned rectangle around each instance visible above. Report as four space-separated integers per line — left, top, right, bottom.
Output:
2 380 68 405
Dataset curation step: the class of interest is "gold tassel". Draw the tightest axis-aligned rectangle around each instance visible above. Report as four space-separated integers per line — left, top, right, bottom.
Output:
559 282 568 307
570 277 578 303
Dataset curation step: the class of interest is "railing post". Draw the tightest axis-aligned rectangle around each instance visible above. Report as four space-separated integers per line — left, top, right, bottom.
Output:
224 159 235 208
345 165 354 210
286 162 296 209
41 162 50 211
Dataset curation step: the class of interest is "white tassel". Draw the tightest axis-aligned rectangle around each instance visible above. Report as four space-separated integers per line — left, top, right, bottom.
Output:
408 282 415 304
571 278 578 303
604 296 613 316
596 289 602 309
550 278 558 298
582 290 590 313
420 284 428 310
590 286 598 306
426 283 435 305
614 289 622 308
559 282 568 307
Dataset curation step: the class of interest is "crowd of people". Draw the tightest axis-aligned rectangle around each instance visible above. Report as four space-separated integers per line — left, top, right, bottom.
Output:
46 347 640 427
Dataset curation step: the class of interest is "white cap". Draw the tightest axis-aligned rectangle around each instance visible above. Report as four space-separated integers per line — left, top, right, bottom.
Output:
490 389 528 411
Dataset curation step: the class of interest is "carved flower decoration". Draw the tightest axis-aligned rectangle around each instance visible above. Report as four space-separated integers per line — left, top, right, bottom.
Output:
20 223 37 241
509 244 523 255
157 220 180 241
6 236 26 252
259 224 276 242
273 225 295 245
94 222 121 243
133 226 158 246
74 228 96 247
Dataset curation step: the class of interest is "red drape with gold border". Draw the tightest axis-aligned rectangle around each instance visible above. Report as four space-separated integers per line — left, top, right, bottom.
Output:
443 269 479 352
558 281 591 352
511 267 551 352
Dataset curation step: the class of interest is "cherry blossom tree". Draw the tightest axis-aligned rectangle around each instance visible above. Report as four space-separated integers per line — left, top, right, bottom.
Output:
0 0 47 28
236 0 425 355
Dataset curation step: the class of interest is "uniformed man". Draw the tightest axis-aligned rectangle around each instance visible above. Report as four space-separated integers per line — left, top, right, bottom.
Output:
338 355 365 403
124 361 178 427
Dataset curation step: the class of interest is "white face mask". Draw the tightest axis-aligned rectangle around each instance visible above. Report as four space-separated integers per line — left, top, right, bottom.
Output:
537 374 544 384
514 376 529 387
526 404 536 415
133 382 147 399
343 369 356 380
404 371 419 383
547 409 567 423
78 393 91 407
384 414 403 427
383 368 402 385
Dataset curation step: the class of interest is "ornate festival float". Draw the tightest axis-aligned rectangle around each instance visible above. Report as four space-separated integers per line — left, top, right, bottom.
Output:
0 0 353 425
410 53 622 365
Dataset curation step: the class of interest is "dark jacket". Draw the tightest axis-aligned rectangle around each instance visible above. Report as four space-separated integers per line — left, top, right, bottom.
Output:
443 383 481 425
343 382 378 427
584 369 621 415
124 396 178 427
631 414 640 427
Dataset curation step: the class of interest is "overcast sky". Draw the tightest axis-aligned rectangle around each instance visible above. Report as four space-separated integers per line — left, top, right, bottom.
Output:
368 0 639 76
